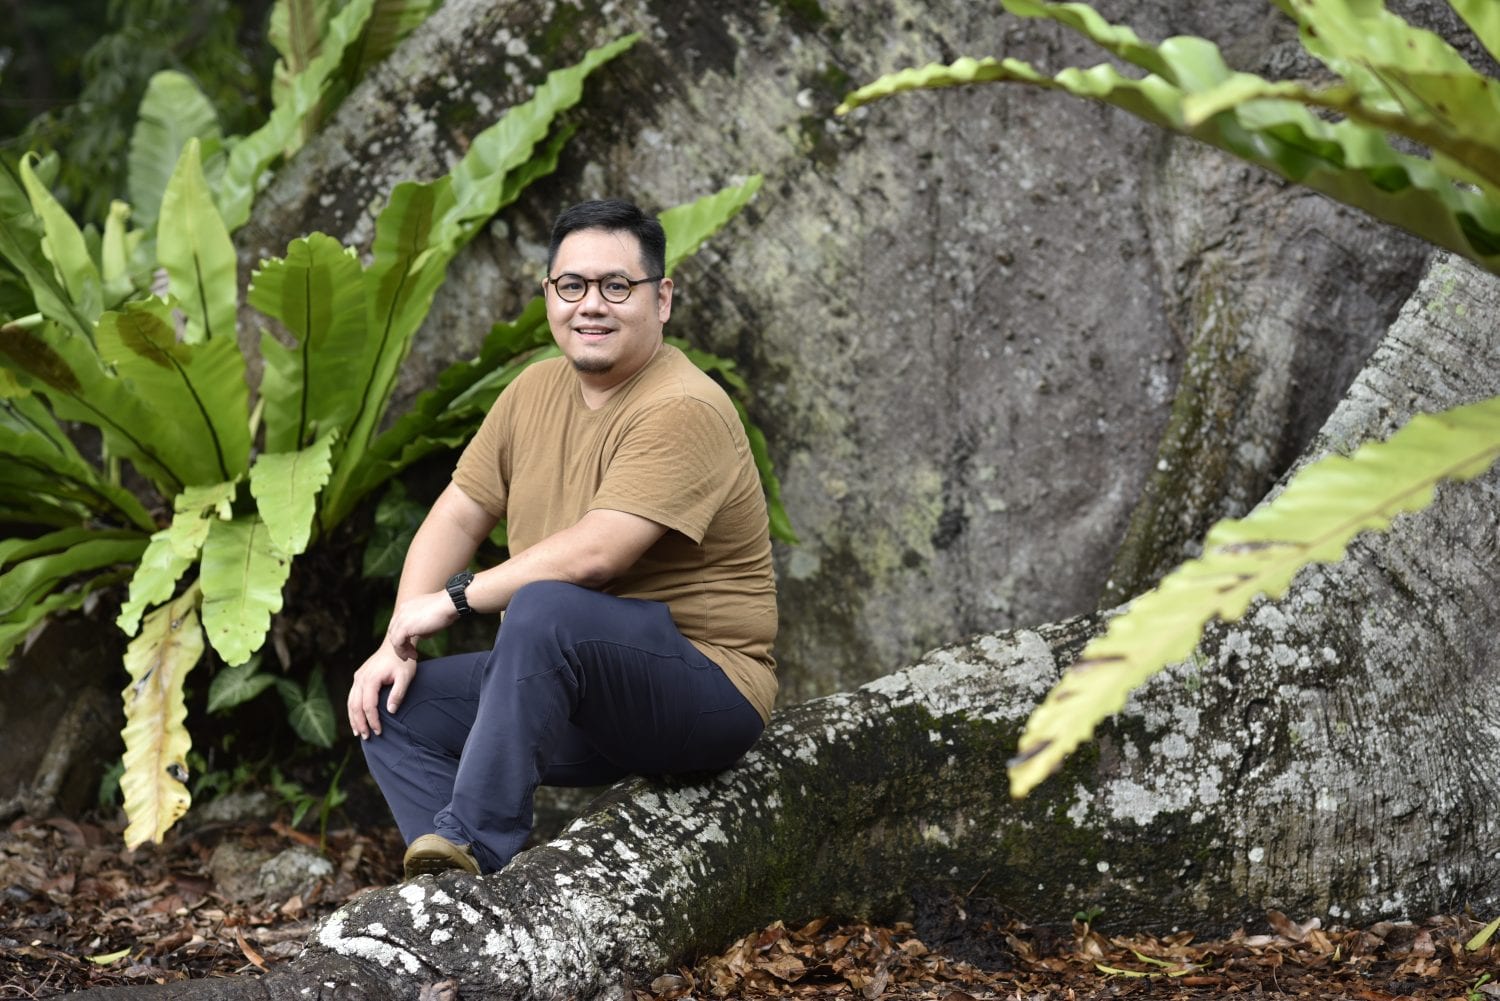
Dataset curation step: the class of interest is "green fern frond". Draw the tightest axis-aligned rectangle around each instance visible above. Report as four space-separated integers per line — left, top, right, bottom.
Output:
836 56 1044 115
249 429 337 555
199 515 291 667
347 0 438 79
156 140 238 346
661 175 765 271
219 0 377 230
117 531 193 637
1447 0 1500 63
127 72 223 230
1001 0 1174 78
1009 393 1500 797
250 233 367 453
96 295 250 485
18 154 103 324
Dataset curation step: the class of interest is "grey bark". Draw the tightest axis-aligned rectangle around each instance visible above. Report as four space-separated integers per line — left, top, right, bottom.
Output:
1102 141 1428 605
76 247 1500 1001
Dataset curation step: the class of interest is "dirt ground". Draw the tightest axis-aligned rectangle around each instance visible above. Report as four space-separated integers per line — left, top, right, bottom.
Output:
2 812 1497 999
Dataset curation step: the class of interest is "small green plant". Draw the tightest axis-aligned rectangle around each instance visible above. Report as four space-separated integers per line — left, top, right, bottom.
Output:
1469 972 1493 1001
1074 904 1105 925
269 754 349 843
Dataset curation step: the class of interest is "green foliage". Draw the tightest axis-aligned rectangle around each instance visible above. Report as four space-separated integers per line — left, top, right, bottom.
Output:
251 236 366 453
348 0 442 79
2 0 272 223
277 666 336 749
1074 904 1105 925
127 71 223 230
249 432 338 554
218 0 381 231
838 0 1500 796
361 481 426 578
0 529 143 662
267 0 439 152
0 35 640 842
0 369 153 531
199 515 292 668
2 0 443 229
3 28 783 845
267 752 349 838
206 655 278 714
155 140 240 346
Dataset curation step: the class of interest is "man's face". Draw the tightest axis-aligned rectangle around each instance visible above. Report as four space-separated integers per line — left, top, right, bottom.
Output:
544 228 672 390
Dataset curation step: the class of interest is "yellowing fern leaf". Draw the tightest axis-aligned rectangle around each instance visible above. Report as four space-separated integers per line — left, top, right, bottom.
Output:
1009 394 1500 797
121 584 204 848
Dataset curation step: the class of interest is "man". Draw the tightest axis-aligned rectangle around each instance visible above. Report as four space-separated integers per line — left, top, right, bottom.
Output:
347 198 778 878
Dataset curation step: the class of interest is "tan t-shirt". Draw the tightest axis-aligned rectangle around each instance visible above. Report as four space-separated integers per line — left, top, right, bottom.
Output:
452 344 778 721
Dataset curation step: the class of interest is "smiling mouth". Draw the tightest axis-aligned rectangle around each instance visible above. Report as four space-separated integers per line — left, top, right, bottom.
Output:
575 327 613 340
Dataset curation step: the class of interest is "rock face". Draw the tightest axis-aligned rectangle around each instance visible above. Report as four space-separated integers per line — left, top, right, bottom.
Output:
236 0 1434 703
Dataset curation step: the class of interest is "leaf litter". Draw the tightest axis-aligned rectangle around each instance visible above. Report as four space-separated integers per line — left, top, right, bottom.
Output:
3 813 1497 999
635 907 1500 1000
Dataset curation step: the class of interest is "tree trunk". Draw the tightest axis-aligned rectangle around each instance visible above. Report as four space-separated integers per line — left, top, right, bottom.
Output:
77 251 1500 998
0 0 1444 805
234 0 1434 702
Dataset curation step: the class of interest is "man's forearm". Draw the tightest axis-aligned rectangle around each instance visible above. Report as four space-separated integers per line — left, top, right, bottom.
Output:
382 495 665 666
395 519 479 604
460 508 667 616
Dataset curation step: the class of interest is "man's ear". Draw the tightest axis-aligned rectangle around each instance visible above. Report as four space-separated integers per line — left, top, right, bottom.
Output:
657 277 674 323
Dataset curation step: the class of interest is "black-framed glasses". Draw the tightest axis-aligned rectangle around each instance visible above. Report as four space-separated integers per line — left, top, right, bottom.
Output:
546 272 663 303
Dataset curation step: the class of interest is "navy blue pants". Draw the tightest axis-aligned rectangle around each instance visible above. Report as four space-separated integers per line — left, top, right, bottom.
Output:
361 580 764 872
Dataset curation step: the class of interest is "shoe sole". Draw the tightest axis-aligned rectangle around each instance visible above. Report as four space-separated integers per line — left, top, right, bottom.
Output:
403 855 476 878
402 835 480 879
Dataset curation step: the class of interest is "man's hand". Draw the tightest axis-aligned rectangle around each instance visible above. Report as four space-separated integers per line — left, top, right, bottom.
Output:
385 589 460 662
348 645 418 739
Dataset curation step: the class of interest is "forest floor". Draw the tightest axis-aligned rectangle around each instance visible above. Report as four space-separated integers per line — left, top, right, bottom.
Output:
2 811 1497 1000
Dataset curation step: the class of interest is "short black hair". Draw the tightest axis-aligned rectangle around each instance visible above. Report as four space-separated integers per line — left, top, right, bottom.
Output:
547 199 666 278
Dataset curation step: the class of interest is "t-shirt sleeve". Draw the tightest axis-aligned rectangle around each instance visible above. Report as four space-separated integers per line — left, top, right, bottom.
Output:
450 385 513 518
590 396 742 544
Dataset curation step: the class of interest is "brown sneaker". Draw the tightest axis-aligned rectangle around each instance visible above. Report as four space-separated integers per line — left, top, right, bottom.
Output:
402 834 481 879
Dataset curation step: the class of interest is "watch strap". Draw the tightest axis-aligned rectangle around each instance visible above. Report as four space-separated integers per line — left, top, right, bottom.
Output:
445 571 475 615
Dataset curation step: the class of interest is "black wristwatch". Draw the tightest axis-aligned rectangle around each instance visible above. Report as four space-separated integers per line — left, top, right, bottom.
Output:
445 571 475 616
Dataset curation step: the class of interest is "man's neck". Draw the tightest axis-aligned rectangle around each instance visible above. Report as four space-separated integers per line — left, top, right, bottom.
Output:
576 342 664 410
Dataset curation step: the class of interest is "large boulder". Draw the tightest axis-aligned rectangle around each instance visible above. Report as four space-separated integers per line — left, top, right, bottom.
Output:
237 0 1433 702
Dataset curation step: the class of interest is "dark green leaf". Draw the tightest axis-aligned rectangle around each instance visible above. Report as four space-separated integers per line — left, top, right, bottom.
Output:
207 656 278 714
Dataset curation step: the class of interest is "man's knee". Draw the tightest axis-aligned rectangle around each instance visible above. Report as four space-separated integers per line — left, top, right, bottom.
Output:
506 580 594 626
502 581 664 654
